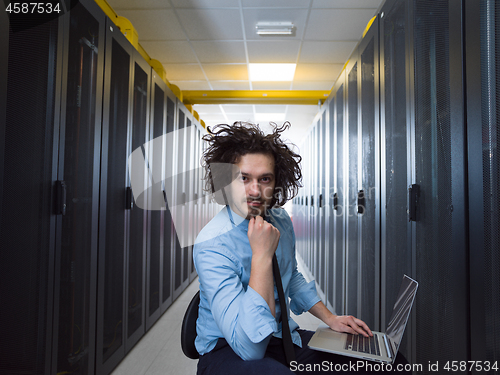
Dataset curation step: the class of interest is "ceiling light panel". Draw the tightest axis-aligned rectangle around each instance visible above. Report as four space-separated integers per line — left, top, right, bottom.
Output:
256 22 294 35
244 9 308 40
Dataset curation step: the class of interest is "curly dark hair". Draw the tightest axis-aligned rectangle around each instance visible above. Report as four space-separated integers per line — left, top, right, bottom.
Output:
201 122 302 207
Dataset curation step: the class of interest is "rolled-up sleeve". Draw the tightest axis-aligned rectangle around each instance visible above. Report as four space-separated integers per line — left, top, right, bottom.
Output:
288 267 320 315
195 246 277 361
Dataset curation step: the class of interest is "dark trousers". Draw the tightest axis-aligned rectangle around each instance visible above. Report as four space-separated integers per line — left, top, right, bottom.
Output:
197 330 412 375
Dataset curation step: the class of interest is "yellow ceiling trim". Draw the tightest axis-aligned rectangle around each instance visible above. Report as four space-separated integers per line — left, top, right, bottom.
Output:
182 90 330 105
94 0 175 90
94 0 118 20
362 16 377 38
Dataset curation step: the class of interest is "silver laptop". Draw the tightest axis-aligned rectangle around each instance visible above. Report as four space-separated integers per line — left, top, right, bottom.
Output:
308 275 418 364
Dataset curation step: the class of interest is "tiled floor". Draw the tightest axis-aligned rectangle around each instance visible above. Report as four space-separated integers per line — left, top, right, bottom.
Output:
110 256 322 375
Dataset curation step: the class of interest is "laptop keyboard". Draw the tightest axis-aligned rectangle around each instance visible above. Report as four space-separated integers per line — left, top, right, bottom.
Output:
345 334 381 356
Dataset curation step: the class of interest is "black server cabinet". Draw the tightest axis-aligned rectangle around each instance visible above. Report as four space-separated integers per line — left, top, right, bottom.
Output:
145 71 176 329
126 50 151 352
357 17 380 332
300 136 307 268
326 97 335 310
163 94 176 313
1 11 61 375
411 0 469 368
302 137 308 269
297 144 302 263
307 132 314 273
332 71 347 316
53 1 105 374
379 0 413 359
345 53 360 319
96 18 134 375
146 71 166 330
323 102 332 308
318 112 327 298
466 0 500 369
312 124 319 282
173 104 190 299
185 113 193 284
191 124 202 282
187 116 197 283
146 77 175 329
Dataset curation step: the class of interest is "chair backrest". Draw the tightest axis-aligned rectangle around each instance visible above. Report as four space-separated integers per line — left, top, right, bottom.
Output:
181 290 200 359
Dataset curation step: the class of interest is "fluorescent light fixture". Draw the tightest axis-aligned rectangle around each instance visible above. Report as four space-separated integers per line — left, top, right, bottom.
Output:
249 63 296 81
256 22 294 35
255 113 286 122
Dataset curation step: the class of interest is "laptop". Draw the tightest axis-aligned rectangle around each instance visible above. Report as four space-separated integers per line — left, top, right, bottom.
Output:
308 275 418 364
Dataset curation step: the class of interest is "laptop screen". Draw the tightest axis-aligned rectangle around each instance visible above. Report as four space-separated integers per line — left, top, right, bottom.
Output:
385 275 418 355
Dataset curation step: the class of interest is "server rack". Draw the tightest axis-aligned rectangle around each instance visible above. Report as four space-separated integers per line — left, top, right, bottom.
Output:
345 52 360 321
52 1 106 373
411 0 468 367
1 0 213 373
318 110 327 300
325 97 335 311
312 121 318 287
333 69 347 317
96 17 134 375
357 16 380 332
125 43 151 354
163 94 177 314
1 10 62 375
378 0 413 359
466 0 500 370
173 103 192 299
146 70 167 330
296 0 472 369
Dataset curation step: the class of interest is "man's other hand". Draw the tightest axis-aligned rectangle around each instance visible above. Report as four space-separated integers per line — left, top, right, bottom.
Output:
328 315 373 338
247 216 280 260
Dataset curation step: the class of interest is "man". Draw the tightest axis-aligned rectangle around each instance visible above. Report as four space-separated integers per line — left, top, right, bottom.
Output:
193 122 396 374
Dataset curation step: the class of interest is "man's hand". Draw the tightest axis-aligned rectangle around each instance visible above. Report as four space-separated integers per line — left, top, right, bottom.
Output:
327 315 373 337
247 216 280 260
247 215 280 316
309 301 373 338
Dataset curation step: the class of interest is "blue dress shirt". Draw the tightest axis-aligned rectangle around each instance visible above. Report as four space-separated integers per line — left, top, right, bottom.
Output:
193 205 320 361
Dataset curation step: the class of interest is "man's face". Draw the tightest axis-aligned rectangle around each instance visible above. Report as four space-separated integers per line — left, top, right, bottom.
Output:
228 153 276 220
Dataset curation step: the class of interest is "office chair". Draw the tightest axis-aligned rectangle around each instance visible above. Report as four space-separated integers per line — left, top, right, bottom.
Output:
181 290 200 359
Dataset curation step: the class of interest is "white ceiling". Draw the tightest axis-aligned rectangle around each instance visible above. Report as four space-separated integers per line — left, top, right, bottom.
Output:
106 0 383 147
